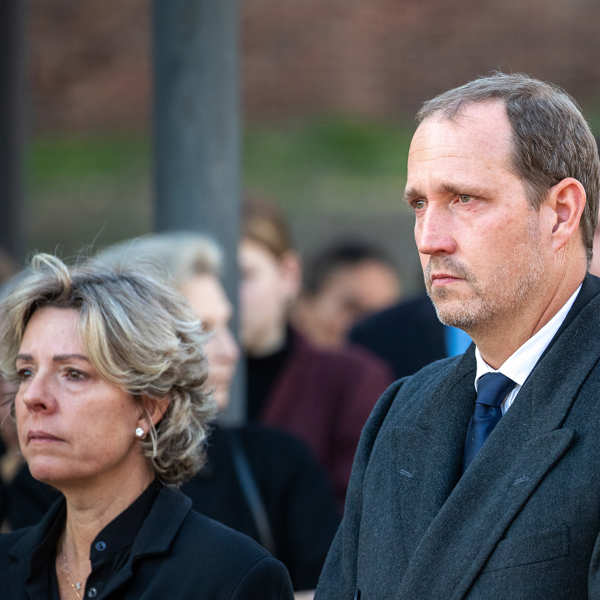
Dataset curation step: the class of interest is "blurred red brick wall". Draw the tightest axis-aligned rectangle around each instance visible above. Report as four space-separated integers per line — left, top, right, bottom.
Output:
28 0 600 131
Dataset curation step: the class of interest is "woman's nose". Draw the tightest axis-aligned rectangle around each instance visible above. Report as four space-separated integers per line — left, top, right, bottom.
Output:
20 372 57 414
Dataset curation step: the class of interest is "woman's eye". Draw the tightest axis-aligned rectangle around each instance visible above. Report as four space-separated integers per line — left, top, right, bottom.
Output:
66 369 87 381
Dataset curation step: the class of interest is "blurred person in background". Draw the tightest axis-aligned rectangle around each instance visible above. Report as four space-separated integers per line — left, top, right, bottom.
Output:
0 253 293 599
0 249 21 529
293 239 402 348
96 232 339 596
240 198 393 507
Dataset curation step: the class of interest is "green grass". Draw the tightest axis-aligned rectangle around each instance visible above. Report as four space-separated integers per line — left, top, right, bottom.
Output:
24 118 416 259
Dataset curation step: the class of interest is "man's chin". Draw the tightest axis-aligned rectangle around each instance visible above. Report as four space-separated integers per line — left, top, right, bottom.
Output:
431 298 479 331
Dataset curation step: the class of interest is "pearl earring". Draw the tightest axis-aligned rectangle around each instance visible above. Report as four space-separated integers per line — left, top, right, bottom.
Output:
135 427 145 439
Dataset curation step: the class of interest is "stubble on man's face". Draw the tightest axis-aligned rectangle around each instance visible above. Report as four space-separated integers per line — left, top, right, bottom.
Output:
424 213 545 334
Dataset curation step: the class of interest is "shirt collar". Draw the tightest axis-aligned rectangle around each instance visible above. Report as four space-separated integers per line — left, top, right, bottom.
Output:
475 284 582 389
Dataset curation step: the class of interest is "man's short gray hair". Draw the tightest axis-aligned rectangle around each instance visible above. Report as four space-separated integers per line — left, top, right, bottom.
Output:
417 72 600 262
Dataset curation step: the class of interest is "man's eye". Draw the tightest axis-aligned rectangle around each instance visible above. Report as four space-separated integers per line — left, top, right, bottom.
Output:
458 194 472 203
412 199 426 210
16 368 32 381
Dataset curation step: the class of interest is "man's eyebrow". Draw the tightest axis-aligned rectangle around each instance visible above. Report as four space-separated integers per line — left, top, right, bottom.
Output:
404 182 490 203
403 187 421 204
440 182 489 197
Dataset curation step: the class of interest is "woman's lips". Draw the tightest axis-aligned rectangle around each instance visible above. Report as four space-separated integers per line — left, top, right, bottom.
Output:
27 430 64 444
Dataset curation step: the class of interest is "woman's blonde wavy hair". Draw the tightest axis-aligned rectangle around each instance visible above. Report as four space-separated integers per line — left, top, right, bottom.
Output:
0 252 216 485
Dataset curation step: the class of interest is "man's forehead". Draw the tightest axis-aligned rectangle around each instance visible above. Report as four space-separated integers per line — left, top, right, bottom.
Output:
412 101 512 149
406 101 515 182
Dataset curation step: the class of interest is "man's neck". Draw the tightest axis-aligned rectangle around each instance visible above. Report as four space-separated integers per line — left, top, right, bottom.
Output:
474 269 585 369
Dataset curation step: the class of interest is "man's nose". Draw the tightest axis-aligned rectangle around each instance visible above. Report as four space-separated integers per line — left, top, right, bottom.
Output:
415 206 457 256
20 372 57 414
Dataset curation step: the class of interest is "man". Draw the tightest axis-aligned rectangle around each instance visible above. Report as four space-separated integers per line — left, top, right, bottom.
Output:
294 239 402 348
315 73 600 599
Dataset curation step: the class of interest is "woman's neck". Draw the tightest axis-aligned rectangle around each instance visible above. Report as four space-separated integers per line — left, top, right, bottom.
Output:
57 464 155 575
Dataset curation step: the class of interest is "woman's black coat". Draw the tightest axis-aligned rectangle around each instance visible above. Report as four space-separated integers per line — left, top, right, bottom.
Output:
0 486 294 599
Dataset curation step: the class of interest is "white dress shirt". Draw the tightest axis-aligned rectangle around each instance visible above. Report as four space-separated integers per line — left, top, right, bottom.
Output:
474 284 582 414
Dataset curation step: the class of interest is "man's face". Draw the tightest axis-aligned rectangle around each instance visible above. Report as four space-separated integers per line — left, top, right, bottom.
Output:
405 101 548 334
304 260 400 347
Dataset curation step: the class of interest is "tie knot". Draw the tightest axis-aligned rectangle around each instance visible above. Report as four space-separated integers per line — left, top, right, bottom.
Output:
476 372 514 408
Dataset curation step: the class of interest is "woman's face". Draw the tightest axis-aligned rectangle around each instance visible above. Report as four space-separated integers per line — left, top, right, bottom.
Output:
15 306 148 489
180 274 239 411
239 239 299 355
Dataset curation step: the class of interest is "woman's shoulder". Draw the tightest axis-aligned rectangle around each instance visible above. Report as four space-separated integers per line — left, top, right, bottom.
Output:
0 527 29 550
181 505 269 556
175 507 293 589
0 525 38 570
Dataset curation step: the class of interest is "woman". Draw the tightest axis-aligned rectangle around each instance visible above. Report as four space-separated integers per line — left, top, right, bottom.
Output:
0 253 293 599
95 232 339 594
240 198 394 507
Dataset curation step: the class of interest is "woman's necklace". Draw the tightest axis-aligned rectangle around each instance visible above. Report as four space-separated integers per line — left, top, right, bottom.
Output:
57 550 84 600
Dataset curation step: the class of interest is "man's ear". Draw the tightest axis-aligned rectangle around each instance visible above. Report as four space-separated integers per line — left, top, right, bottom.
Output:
138 394 170 430
546 177 586 252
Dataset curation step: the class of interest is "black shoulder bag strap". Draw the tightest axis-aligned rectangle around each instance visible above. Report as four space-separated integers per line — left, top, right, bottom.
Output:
229 429 277 555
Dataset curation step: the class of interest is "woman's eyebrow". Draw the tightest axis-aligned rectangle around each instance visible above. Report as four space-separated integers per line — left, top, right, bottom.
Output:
52 354 91 363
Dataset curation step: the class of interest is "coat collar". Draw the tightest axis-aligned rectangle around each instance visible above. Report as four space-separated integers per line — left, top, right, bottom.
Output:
394 275 600 598
97 486 192 598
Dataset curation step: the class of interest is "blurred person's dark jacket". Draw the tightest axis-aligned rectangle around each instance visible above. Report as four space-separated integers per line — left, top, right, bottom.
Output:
1 481 293 599
247 327 393 507
183 424 339 591
348 294 447 379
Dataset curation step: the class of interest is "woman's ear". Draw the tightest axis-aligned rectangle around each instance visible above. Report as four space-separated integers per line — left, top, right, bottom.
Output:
138 394 170 430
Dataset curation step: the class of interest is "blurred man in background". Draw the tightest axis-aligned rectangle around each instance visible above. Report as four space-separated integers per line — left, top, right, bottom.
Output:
293 240 401 348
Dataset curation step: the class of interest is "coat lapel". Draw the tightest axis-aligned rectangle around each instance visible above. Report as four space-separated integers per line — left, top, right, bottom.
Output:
392 350 476 555
396 279 600 599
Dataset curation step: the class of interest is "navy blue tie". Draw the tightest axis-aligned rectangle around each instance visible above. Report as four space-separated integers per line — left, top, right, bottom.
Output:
463 372 515 471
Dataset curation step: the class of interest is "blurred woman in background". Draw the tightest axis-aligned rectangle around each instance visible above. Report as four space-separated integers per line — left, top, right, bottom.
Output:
96 232 339 595
0 253 293 599
240 198 393 507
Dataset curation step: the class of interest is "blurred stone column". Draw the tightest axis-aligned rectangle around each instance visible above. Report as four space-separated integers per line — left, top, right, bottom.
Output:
0 0 27 263
152 0 244 423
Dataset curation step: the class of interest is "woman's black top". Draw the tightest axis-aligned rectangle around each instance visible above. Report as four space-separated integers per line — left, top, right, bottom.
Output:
37 479 160 599
0 480 294 599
